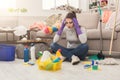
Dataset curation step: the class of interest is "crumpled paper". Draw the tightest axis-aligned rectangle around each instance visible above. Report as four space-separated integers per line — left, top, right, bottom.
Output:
14 25 27 36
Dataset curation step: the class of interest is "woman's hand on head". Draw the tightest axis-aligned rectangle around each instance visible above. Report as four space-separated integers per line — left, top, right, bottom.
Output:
72 18 82 35
72 18 79 25
57 19 66 36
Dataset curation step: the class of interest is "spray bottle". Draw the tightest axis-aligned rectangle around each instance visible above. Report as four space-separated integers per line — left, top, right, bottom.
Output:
30 43 36 63
24 45 29 62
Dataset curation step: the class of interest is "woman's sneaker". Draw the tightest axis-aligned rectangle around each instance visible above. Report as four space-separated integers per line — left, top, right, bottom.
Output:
71 55 80 65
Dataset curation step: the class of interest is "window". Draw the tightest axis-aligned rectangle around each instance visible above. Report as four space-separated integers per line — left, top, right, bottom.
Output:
0 0 16 9
42 0 79 10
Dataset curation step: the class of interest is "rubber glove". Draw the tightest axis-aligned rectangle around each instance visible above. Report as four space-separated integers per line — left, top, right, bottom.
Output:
57 19 65 36
72 18 82 35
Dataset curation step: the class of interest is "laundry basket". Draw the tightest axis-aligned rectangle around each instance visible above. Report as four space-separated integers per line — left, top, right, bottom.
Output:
0 44 16 61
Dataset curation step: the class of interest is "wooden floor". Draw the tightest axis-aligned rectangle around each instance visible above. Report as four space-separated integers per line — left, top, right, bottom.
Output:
0 59 120 80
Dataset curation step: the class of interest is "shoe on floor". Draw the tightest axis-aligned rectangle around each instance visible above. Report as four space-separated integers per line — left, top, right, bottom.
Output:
71 55 80 65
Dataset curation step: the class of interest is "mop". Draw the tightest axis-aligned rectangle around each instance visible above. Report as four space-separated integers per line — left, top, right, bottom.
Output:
99 0 119 65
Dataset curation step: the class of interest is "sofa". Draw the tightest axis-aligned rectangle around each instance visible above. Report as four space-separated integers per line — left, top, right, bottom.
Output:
0 16 47 43
76 12 120 57
33 12 120 58
0 12 120 58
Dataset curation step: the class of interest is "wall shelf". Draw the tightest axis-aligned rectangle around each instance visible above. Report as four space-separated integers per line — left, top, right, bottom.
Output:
89 0 116 12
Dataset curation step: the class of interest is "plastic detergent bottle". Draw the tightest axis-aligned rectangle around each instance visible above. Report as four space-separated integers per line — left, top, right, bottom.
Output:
56 49 62 57
92 60 98 70
24 45 29 62
40 51 51 62
30 43 36 63
37 51 43 57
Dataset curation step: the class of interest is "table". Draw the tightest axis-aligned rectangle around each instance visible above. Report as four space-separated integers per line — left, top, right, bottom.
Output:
17 39 50 46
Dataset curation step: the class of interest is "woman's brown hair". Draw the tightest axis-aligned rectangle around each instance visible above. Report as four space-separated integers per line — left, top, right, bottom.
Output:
65 11 76 19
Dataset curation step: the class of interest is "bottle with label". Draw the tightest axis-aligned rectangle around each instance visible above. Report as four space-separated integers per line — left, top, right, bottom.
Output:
24 45 29 62
37 51 43 58
30 43 36 63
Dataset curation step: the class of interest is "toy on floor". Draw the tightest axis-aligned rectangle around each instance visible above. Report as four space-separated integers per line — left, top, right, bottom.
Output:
36 49 63 71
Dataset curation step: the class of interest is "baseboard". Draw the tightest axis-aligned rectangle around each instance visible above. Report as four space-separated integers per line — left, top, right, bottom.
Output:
88 50 120 58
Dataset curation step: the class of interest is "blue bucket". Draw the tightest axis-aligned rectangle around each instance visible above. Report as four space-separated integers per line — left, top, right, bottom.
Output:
0 44 16 61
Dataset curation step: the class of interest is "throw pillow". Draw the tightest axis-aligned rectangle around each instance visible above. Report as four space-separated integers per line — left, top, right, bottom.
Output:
105 11 120 30
102 10 112 23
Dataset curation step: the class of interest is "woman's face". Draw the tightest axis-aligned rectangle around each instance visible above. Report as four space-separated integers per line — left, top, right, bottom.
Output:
65 18 74 28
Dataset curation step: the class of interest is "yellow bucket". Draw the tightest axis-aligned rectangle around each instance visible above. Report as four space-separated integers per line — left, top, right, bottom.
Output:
36 57 62 71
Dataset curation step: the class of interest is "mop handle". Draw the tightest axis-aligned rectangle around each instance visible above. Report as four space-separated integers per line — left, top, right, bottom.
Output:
109 0 119 55
98 6 102 16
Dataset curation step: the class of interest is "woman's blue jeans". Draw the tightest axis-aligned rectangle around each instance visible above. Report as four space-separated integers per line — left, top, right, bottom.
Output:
50 42 89 61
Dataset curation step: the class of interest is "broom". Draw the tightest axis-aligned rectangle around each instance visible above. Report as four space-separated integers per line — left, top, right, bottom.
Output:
88 2 105 60
97 2 105 59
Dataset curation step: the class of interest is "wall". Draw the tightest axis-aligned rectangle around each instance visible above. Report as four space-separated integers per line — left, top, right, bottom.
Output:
16 0 73 16
17 0 87 16
17 0 42 16
0 0 89 16
80 0 89 12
